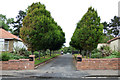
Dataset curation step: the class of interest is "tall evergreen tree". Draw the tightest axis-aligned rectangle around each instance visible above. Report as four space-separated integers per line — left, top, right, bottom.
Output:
102 21 108 35
108 16 120 37
20 2 65 56
70 7 103 58
12 10 26 36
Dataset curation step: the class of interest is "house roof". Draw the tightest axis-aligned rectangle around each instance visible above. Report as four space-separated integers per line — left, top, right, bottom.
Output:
107 36 120 43
0 28 22 41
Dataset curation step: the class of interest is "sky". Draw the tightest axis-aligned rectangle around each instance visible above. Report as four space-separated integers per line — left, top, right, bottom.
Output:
0 0 120 47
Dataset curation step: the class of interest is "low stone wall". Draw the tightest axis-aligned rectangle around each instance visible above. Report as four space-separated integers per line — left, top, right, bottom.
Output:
76 57 120 70
0 55 35 70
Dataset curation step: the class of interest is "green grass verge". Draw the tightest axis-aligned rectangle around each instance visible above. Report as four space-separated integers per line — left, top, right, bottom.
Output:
35 54 60 66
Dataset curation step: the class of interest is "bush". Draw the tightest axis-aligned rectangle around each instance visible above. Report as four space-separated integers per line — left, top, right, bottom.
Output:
100 45 112 57
91 47 120 58
0 52 10 61
34 51 39 58
14 47 32 57
92 49 100 54
111 51 120 58
105 55 117 58
10 54 27 60
91 52 102 58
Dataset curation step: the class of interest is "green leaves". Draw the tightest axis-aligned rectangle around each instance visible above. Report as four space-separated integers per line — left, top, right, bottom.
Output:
20 2 65 52
0 14 14 32
70 7 103 53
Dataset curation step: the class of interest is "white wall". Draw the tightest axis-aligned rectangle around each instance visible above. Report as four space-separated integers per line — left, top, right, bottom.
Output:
13 41 27 51
118 39 120 52
0 39 4 51
97 43 108 49
109 39 119 51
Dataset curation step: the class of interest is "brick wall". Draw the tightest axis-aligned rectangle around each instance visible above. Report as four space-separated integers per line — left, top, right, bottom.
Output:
76 58 120 70
1 55 35 70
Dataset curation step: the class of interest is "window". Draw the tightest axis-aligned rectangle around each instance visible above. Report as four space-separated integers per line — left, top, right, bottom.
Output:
0 43 3 51
4 41 9 51
0 40 4 51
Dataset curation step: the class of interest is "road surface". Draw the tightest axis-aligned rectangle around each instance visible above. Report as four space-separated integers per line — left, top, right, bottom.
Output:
35 54 88 78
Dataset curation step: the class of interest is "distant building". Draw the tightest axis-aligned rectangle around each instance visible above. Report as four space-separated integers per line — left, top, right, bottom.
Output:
107 36 120 52
0 28 27 52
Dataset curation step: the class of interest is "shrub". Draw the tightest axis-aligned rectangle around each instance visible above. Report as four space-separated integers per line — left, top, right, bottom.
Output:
111 51 120 58
24 51 32 58
105 55 117 58
92 49 100 54
0 52 10 61
100 45 112 57
91 52 102 58
13 47 32 57
34 51 39 58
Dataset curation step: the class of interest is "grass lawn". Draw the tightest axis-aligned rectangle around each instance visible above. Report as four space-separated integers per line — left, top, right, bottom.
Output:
35 54 60 66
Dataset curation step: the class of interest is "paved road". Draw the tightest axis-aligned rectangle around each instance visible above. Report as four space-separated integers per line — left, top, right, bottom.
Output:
34 54 88 78
36 54 76 72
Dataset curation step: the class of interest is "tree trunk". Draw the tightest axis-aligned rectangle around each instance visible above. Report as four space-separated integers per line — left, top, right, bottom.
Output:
38 50 40 60
43 50 45 58
50 50 51 56
82 51 84 58
53 51 54 56
32 50 34 55
86 50 88 58
89 51 91 58
80 50 82 55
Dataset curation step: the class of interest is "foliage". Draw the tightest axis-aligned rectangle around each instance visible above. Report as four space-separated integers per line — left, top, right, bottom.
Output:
108 16 120 37
91 48 100 54
20 2 65 55
35 54 60 65
0 52 11 61
60 46 78 54
102 21 108 35
0 14 14 32
91 52 102 58
70 7 103 58
99 35 114 43
33 51 42 58
102 16 120 37
100 45 112 57
8 53 27 60
111 51 120 58
104 51 120 58
91 46 120 58
0 52 29 61
13 47 32 58
12 10 26 36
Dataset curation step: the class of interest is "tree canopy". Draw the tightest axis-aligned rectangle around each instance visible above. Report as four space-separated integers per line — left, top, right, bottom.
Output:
70 7 103 57
20 2 65 53
0 14 14 32
109 16 120 37
12 10 26 37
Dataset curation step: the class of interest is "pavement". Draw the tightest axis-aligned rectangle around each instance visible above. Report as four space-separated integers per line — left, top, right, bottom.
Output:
0 54 120 79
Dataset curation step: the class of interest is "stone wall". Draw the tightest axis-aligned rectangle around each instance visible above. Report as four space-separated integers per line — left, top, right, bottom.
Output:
1 55 35 70
75 58 120 70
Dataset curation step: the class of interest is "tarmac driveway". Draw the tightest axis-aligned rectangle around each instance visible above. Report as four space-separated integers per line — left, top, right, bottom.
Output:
36 54 76 72
34 54 88 78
